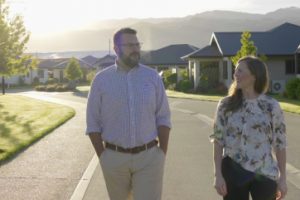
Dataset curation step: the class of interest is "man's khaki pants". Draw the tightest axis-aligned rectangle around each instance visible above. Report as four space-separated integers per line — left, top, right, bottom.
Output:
99 146 166 200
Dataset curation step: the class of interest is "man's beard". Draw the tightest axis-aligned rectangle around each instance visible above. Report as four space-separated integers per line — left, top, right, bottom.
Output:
120 52 140 68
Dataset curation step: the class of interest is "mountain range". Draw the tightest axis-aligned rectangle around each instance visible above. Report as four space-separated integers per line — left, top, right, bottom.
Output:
27 7 300 54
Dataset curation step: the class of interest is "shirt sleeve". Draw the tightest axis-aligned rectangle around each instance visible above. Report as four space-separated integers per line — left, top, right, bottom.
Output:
85 76 103 135
209 99 225 146
155 74 171 129
271 101 287 150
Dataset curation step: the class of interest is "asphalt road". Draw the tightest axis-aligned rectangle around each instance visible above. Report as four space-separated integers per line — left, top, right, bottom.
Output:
83 97 300 200
0 91 94 200
1 91 300 200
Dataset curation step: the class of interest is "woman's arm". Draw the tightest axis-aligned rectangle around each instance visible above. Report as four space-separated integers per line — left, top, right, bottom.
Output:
213 141 227 196
275 148 287 200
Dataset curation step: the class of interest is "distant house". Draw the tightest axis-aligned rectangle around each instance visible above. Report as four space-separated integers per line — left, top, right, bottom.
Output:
5 57 94 85
43 58 94 82
141 44 198 71
94 54 117 71
182 22 300 93
81 55 99 66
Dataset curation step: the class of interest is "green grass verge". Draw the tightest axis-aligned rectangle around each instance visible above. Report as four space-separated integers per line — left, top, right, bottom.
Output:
0 95 75 162
75 86 300 115
166 90 223 102
270 94 300 114
167 90 300 115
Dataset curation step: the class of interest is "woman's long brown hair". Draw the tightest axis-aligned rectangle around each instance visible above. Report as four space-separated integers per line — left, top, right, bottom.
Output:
224 56 269 113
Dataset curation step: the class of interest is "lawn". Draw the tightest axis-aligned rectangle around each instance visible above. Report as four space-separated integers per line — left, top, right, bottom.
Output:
76 86 300 115
0 95 75 162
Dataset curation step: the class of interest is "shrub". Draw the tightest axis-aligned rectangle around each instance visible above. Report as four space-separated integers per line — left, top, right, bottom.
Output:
35 83 71 92
56 84 69 92
296 83 300 100
285 78 300 99
179 69 189 80
47 78 59 84
210 82 228 95
87 70 97 84
163 70 177 89
176 80 193 92
46 84 56 92
35 85 46 91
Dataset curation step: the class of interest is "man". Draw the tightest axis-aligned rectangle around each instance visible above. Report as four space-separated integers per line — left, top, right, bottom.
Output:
86 27 171 200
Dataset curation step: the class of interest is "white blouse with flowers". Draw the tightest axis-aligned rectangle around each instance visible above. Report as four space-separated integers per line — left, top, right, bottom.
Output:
210 94 287 180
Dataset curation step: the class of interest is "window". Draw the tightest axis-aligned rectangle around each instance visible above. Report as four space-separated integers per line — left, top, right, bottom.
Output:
285 59 295 74
38 69 44 78
223 61 228 79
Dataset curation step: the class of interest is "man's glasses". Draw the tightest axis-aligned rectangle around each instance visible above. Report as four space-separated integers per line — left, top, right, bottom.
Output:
120 42 142 48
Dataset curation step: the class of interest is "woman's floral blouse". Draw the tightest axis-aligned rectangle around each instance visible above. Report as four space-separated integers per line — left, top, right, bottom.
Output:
210 94 287 180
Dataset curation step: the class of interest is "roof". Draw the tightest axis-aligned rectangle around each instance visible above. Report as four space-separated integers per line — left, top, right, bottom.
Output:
94 54 116 68
81 55 99 66
184 22 300 59
38 58 69 69
140 44 198 65
212 23 300 56
181 44 222 59
38 58 93 69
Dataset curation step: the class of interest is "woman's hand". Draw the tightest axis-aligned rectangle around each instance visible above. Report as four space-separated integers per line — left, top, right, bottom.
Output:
214 174 227 197
276 176 287 200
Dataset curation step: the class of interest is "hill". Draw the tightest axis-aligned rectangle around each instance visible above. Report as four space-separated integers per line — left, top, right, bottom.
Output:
27 7 300 52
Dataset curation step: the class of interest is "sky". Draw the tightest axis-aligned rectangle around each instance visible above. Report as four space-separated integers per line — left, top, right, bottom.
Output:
7 0 300 36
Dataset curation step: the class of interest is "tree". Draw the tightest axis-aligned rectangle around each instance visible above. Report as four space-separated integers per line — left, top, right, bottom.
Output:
231 31 257 66
64 57 82 89
0 0 36 94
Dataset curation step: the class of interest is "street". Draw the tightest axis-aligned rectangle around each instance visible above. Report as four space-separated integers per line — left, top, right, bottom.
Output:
1 91 300 199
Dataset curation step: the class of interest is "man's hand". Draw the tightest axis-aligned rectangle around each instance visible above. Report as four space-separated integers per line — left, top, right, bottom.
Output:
88 132 104 158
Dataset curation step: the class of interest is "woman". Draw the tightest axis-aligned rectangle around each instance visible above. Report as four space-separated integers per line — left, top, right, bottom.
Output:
210 56 287 200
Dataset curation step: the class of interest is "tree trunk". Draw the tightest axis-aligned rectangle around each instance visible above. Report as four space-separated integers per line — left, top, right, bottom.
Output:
2 76 5 95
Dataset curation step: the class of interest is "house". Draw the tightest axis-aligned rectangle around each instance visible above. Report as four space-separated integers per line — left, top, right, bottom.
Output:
44 58 94 82
81 55 99 66
141 44 198 71
5 57 94 85
182 22 300 93
94 54 117 71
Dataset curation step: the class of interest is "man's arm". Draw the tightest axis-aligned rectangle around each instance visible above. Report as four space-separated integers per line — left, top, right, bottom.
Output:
157 125 170 155
88 132 104 158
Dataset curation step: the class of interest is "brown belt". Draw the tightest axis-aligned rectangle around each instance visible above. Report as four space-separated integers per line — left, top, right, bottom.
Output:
105 140 158 154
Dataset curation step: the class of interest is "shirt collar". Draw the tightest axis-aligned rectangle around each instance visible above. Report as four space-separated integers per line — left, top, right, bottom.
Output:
115 61 140 73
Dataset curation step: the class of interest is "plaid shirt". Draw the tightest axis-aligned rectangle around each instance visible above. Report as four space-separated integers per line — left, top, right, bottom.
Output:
86 63 171 148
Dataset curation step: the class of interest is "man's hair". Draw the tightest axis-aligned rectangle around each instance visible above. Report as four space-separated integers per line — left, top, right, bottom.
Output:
113 27 137 46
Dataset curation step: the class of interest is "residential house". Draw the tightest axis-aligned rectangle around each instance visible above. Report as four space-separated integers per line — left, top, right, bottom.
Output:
81 55 99 66
42 58 94 82
182 22 300 93
5 57 94 85
94 54 116 71
141 44 198 70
